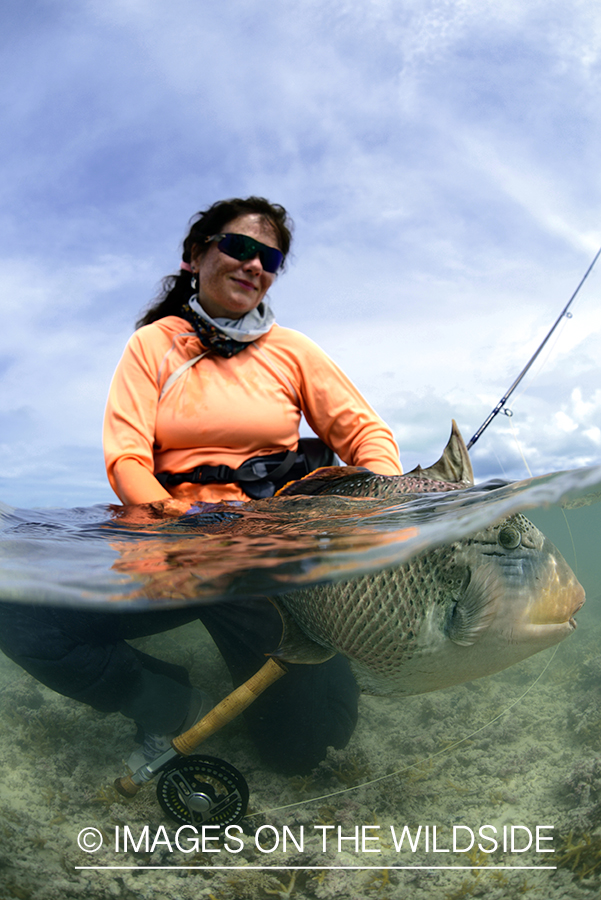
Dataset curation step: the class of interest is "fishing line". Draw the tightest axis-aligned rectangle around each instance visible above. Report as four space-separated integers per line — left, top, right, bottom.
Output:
495 374 578 575
508 416 578 576
490 444 510 479
507 417 579 578
499 411 578 581
246 644 560 819
560 506 579 579
507 413 533 478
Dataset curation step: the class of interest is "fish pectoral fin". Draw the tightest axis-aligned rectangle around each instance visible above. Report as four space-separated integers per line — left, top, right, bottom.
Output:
267 597 336 664
446 564 501 646
406 420 474 486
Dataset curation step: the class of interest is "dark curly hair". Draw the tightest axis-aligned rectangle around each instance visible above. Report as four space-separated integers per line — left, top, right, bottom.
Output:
136 197 293 328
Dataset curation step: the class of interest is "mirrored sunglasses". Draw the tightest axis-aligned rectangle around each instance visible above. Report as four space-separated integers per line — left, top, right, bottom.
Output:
207 233 284 273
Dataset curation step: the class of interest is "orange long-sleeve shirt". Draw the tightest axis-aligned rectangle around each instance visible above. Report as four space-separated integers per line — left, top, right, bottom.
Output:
103 316 402 504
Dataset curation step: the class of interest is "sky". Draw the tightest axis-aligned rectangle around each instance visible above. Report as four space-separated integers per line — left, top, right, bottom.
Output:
0 0 600 508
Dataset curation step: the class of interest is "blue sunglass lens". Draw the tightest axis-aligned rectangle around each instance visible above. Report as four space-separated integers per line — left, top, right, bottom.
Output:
217 234 283 273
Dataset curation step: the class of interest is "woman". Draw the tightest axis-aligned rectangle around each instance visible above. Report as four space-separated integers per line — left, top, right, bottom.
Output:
0 197 402 775
103 196 402 510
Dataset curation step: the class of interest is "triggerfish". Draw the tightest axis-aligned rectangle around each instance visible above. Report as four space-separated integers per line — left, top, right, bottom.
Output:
271 423 585 695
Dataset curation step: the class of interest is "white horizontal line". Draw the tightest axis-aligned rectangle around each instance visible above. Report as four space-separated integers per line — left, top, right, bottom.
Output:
75 865 557 871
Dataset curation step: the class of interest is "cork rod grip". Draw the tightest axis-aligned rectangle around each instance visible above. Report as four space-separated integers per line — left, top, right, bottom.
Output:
172 657 287 756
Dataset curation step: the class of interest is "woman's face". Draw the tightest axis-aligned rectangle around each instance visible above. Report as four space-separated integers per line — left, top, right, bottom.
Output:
191 214 280 320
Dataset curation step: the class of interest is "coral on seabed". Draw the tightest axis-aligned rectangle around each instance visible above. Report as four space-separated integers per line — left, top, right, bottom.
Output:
563 756 601 831
556 831 601 880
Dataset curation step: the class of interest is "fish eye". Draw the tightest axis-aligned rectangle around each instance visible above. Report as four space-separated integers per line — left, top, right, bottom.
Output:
497 525 521 550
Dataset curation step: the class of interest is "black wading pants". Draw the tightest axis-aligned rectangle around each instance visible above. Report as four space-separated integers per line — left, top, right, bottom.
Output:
0 598 358 774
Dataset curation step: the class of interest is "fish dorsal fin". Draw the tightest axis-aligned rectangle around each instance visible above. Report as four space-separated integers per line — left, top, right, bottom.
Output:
276 467 370 497
406 420 474 485
446 564 501 646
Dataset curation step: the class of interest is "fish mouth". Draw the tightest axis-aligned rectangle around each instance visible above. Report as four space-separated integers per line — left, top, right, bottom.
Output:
524 539 585 627
567 594 585 630
527 581 585 626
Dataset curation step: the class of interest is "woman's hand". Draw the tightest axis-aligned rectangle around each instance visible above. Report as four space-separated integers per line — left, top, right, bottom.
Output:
148 497 193 518
109 496 195 526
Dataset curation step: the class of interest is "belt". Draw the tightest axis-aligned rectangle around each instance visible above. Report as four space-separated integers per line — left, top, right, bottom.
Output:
156 439 336 500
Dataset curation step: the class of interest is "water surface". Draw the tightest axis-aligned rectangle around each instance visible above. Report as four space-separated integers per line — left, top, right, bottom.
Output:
1 463 600 608
1 467 601 899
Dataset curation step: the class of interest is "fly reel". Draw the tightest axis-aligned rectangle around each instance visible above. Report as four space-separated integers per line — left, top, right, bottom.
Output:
157 755 249 827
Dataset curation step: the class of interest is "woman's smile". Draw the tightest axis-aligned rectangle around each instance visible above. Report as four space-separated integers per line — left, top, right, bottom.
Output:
192 214 279 319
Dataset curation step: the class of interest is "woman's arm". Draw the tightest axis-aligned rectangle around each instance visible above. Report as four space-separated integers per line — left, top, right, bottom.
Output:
103 328 185 508
108 458 171 505
262 329 403 475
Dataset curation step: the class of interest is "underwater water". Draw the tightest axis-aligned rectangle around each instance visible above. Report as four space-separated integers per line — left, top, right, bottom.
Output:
0 465 601 898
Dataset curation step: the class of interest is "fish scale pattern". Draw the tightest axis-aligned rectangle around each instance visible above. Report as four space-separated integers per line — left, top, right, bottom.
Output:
281 544 467 675
272 429 583 696
280 470 469 498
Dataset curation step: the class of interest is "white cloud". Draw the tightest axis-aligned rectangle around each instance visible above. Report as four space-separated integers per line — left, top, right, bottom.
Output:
555 411 579 433
1 0 601 503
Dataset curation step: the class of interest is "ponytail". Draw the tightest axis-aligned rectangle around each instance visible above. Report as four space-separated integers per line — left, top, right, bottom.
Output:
136 268 195 329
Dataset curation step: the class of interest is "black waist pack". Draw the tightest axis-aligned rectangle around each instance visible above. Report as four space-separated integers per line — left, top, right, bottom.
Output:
156 438 338 500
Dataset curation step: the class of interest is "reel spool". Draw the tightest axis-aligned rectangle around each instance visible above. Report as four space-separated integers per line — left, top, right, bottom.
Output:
157 755 249 827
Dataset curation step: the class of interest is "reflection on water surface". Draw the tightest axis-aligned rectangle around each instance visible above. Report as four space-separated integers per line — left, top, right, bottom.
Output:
0 466 600 898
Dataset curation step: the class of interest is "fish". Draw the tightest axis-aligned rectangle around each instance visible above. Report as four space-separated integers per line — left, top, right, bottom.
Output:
269 422 585 695
278 419 476 499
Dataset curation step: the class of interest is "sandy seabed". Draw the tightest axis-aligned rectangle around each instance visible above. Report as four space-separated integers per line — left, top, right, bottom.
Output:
0 601 600 900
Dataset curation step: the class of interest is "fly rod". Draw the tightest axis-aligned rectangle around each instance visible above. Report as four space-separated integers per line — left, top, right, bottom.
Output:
467 243 601 450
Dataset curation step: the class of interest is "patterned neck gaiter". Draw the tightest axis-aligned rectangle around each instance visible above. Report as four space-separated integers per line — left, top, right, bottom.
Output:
180 296 276 358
